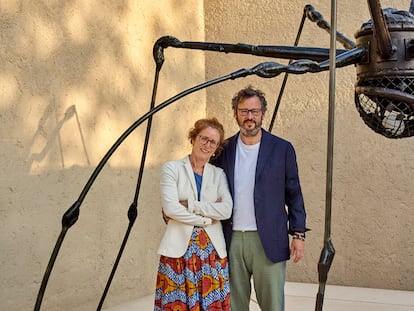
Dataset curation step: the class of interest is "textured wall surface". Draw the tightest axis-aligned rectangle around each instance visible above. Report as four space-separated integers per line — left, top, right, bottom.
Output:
204 0 414 291
1 1 413 311
0 1 205 310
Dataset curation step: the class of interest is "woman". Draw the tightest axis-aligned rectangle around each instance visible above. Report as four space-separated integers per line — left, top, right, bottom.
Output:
154 118 232 311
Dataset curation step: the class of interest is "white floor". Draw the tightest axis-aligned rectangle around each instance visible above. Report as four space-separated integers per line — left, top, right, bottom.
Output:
103 282 414 311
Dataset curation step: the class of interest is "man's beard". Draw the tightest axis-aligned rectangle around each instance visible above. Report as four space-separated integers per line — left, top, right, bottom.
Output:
239 119 262 137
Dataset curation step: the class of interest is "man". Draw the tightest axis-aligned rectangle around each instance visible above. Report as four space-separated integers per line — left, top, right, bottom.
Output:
212 86 308 311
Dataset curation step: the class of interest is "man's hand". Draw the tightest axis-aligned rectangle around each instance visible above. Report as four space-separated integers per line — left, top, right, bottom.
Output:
290 238 305 263
162 210 170 224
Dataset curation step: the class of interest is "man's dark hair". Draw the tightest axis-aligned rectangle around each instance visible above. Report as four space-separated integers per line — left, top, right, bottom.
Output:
231 85 267 112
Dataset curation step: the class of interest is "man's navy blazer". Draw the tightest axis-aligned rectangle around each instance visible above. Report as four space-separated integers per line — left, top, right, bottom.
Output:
213 129 307 263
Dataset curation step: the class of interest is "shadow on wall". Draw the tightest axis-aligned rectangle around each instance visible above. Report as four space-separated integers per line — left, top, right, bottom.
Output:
26 105 90 168
0 1 203 311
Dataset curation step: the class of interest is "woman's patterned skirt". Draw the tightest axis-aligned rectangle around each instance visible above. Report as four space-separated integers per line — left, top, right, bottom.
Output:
154 227 230 310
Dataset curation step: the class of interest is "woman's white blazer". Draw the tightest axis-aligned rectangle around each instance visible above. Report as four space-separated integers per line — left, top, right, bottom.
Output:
157 155 233 258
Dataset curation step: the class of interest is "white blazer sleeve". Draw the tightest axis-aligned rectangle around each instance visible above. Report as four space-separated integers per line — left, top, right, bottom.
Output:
160 161 213 227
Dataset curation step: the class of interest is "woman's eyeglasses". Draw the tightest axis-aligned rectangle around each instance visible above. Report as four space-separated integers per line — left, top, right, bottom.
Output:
198 135 219 148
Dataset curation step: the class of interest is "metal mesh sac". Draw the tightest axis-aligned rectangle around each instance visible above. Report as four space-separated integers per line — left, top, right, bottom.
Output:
355 76 414 138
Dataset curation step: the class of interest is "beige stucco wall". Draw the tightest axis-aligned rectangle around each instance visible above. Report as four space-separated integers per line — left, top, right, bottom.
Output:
205 0 414 291
1 0 413 311
1 1 206 310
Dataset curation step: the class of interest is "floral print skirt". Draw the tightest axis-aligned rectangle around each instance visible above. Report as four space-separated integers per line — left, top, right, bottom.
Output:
154 227 230 310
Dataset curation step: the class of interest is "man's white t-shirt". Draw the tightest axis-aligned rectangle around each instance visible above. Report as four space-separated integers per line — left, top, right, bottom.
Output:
232 135 260 231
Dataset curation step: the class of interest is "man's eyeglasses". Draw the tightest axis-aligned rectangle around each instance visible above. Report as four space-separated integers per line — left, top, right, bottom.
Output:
198 135 219 148
237 108 262 116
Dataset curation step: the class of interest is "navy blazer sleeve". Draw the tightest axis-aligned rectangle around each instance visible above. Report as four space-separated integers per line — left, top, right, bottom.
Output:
284 141 307 234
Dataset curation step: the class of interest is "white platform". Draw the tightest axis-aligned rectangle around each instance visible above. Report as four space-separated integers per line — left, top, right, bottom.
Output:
103 282 414 310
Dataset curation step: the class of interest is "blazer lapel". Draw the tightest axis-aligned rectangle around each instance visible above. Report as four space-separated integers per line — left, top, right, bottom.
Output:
183 156 198 199
200 163 212 200
255 129 272 178
226 134 238 196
